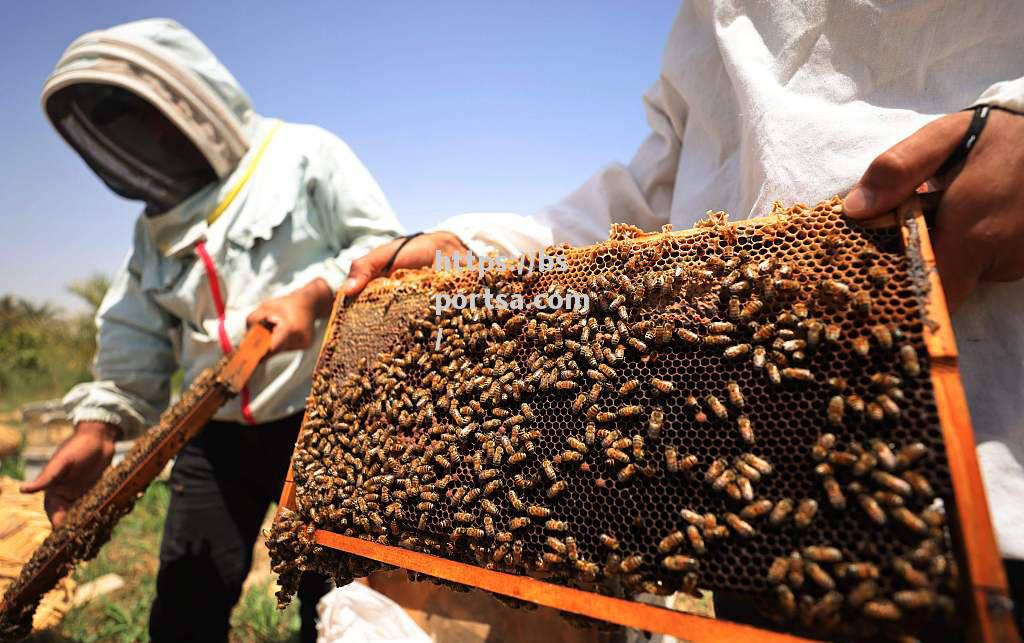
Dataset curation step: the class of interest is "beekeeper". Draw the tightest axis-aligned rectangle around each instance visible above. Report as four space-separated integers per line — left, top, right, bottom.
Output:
344 0 1024 628
21 18 403 643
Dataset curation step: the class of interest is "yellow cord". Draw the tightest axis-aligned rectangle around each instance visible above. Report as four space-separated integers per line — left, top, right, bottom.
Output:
206 119 282 227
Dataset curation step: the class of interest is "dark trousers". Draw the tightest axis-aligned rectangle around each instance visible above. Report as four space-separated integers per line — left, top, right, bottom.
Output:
149 413 328 643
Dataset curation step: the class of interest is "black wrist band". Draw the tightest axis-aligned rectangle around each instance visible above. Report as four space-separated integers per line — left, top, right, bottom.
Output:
935 105 991 176
382 232 425 275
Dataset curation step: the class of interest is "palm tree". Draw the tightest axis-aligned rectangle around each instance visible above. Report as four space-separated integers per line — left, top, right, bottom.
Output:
66 274 111 313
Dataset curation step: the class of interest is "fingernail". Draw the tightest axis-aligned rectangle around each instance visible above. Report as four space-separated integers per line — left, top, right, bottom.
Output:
844 186 874 217
343 278 357 293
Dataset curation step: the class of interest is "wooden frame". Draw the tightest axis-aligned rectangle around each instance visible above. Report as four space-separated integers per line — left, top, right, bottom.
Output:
276 201 1014 642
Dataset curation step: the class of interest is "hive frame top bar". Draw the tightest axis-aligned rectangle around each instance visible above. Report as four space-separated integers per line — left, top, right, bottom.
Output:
275 198 1014 642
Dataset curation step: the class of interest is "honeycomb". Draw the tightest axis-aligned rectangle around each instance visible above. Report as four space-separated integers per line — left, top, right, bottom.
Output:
269 198 962 640
0 361 230 642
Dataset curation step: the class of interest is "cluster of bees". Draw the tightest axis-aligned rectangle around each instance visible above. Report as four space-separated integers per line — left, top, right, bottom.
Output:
269 198 960 639
1 362 231 641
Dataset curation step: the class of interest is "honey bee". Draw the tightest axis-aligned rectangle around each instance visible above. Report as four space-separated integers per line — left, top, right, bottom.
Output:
658 530 685 553
786 553 805 588
853 336 871 358
606 448 630 463
555 380 578 392
561 450 583 463
872 470 912 496
546 536 567 554
705 458 728 482
565 536 579 561
734 458 761 482
806 561 835 590
712 469 737 492
724 343 752 359
847 580 879 609
454 511 474 523
599 533 620 550
619 554 644 573
676 327 701 345
627 337 648 353
618 379 640 397
542 520 567 532
768 556 789 584
705 334 732 347
618 405 643 417
781 367 813 382
776 585 796 618
738 477 755 502
740 298 764 322
860 446 892 479
892 507 928 534
705 395 728 420
507 490 525 512
876 394 900 419
823 323 841 344
527 505 551 518
863 600 902 621
825 395 845 427
647 408 664 437
631 434 645 459
481 499 500 515
737 415 755 445
463 487 481 505
902 471 934 497
766 363 781 385
541 460 557 481
893 589 937 610
740 499 773 520
483 480 503 495
596 411 617 423
794 499 818 528
866 402 885 423
617 464 638 482
585 422 597 446
542 552 565 565
547 480 567 498
725 513 756 537
823 477 846 509
663 554 699 572
900 344 921 376
897 441 928 468
567 436 588 454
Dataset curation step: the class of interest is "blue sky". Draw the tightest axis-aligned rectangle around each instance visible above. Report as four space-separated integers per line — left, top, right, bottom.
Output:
0 1 679 311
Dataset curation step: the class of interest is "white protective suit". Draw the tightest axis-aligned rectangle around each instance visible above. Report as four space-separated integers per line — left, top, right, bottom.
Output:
439 1 1024 558
42 19 403 437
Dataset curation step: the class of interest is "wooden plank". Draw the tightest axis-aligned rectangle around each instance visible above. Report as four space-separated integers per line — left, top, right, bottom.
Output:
897 197 1017 643
313 529 814 643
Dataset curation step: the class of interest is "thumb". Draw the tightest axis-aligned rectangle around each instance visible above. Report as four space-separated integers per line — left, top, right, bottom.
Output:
21 456 66 493
343 256 383 298
845 112 972 219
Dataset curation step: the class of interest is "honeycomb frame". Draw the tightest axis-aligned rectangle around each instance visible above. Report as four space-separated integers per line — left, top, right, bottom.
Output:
269 198 1008 641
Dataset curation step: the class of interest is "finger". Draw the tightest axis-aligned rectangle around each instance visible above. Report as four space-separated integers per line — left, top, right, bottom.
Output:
343 245 394 297
846 112 972 219
45 494 69 527
20 456 67 493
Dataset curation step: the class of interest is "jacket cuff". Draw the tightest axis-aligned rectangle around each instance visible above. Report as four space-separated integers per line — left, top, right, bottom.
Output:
68 408 140 440
971 78 1024 114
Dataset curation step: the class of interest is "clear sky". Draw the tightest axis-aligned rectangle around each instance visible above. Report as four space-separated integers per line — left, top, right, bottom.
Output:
0 1 679 311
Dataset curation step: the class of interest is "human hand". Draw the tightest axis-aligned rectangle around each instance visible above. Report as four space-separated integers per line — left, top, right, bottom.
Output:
20 422 119 526
342 232 468 298
246 278 334 355
844 108 1024 312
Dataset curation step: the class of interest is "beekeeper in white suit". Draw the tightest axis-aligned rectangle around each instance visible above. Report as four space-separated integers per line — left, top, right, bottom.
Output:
21 18 404 642
345 0 1024 630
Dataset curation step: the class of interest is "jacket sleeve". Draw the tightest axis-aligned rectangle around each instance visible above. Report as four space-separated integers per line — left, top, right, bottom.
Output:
305 128 404 292
435 75 688 258
971 76 1024 114
62 234 178 439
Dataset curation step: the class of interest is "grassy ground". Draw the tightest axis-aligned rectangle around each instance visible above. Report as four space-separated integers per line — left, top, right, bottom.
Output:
11 460 300 642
